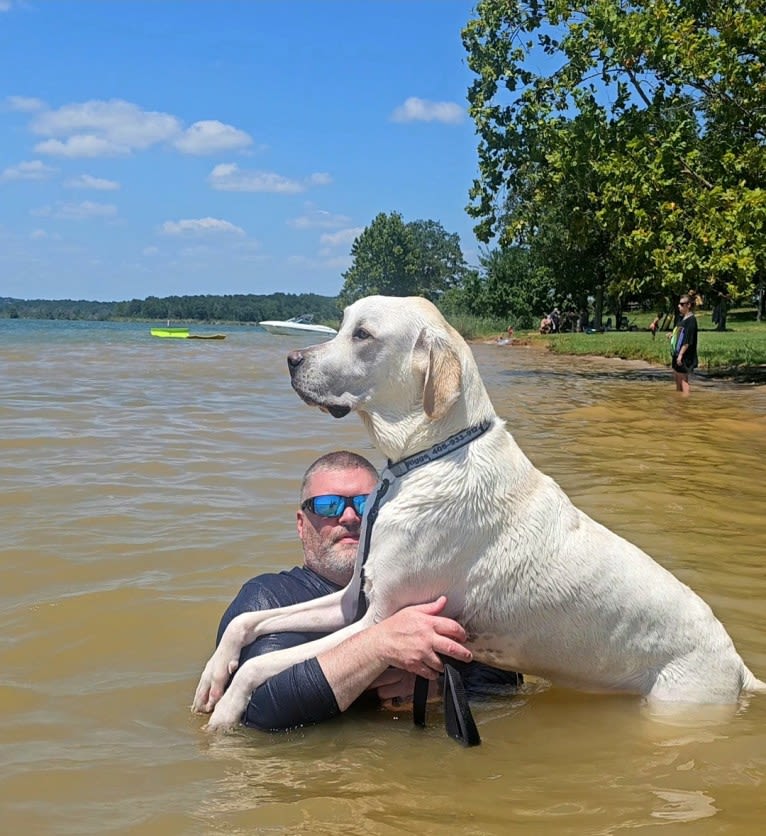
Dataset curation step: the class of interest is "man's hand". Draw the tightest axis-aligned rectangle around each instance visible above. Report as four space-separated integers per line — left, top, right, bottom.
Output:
371 668 440 706
317 596 472 711
369 596 471 679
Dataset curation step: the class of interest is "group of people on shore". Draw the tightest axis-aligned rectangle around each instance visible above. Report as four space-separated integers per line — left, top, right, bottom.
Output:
537 294 700 394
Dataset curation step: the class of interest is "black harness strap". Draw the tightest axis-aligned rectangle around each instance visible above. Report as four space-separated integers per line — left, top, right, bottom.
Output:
412 658 481 747
412 673 430 728
442 660 481 746
354 477 390 620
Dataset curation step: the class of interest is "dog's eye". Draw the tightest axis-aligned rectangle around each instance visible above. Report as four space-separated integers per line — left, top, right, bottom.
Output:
353 327 371 341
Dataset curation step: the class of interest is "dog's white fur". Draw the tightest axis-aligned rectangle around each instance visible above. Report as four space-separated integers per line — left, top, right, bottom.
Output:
193 295 765 730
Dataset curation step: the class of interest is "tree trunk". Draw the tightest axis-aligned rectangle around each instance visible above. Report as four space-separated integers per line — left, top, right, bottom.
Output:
594 287 604 329
712 298 728 331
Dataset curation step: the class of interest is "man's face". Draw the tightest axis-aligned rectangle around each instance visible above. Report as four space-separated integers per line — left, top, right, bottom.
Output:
297 466 378 586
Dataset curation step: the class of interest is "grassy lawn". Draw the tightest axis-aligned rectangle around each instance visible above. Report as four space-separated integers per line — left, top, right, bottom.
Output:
454 308 766 381
543 309 766 376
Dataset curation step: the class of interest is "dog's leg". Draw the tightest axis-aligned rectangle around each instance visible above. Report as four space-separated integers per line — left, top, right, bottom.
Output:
206 613 375 731
192 579 360 713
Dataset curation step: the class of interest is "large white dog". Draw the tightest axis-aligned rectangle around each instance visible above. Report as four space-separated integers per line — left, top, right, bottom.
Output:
193 295 764 730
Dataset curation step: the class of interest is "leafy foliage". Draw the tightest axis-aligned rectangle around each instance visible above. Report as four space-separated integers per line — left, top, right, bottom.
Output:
441 246 550 327
463 0 766 313
338 212 470 306
0 293 340 324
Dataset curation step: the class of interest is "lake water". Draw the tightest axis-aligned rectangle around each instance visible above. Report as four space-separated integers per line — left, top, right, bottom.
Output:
1 318 764 835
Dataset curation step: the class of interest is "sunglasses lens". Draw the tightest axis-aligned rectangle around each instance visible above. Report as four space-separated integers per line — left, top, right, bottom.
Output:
311 495 345 516
304 494 369 517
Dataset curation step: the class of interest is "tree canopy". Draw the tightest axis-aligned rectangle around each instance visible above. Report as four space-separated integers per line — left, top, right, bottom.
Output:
338 212 471 307
0 292 340 324
463 0 766 315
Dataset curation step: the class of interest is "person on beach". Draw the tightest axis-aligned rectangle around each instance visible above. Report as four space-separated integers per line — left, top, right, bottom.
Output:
670 294 699 395
212 450 522 731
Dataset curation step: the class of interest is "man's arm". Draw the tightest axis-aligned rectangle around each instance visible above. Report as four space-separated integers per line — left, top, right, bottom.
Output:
217 573 472 731
245 597 472 729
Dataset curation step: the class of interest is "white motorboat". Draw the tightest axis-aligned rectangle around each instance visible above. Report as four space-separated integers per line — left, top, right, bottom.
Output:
258 314 337 338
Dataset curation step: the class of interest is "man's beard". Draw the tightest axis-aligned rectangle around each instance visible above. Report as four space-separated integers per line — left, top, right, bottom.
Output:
317 539 358 585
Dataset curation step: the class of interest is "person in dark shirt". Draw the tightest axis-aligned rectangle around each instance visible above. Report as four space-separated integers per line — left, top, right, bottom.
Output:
670 293 699 395
216 450 522 731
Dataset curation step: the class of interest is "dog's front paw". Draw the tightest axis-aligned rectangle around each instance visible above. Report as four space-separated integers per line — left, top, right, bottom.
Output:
204 689 246 732
191 651 240 713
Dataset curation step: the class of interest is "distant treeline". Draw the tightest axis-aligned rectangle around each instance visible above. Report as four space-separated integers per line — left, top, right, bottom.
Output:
0 292 342 324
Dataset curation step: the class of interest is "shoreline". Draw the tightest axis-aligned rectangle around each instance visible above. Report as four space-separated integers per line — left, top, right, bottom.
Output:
476 338 766 385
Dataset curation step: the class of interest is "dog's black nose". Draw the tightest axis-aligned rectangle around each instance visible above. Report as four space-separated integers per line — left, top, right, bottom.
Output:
287 351 304 375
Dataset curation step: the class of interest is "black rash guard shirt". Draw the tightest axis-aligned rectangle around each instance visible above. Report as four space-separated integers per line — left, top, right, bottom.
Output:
216 565 522 731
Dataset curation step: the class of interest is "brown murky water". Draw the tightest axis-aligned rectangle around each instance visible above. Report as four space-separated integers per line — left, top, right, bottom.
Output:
1 319 764 835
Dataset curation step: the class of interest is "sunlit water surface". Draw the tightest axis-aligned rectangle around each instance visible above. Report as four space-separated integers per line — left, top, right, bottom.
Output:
1 319 764 835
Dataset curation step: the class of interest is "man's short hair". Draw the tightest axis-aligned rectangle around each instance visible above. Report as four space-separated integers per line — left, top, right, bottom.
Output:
300 451 379 501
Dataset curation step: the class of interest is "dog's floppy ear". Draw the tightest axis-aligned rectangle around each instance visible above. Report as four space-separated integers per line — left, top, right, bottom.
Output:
417 327 462 420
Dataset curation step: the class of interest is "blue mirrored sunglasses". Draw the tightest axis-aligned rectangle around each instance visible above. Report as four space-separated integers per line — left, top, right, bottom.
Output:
300 494 368 518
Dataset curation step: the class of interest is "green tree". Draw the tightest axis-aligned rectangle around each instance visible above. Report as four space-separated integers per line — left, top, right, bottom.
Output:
442 246 548 327
339 212 470 306
463 0 766 310
408 219 469 300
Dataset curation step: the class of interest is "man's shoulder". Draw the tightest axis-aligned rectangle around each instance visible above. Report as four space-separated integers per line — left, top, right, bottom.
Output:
231 565 340 611
217 565 341 643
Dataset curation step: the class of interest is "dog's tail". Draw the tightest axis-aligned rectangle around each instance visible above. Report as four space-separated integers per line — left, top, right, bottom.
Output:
743 666 766 694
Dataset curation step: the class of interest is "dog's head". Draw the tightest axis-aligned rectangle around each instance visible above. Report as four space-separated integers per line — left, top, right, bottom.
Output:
287 296 493 454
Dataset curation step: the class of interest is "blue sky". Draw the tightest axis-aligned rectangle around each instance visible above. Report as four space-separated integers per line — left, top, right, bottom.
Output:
0 0 485 302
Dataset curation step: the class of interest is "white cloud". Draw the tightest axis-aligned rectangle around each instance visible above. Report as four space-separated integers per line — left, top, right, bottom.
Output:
32 201 118 220
30 229 48 239
288 206 352 229
7 95 46 112
390 96 464 124
1 159 57 182
0 2 13 13
319 227 364 248
64 173 120 191
30 99 181 157
208 163 301 194
173 120 253 155
159 217 245 237
34 135 131 158
143 246 160 256
15 97 254 161
32 99 180 145
208 162 331 193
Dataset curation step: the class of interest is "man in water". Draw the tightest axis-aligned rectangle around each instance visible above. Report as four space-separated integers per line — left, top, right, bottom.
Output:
213 450 521 730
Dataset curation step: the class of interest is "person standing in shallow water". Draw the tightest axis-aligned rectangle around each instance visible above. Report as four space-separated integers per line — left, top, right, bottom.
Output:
670 294 699 396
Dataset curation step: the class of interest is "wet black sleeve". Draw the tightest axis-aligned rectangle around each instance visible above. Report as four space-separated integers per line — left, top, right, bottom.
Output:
215 570 343 731
245 656 341 730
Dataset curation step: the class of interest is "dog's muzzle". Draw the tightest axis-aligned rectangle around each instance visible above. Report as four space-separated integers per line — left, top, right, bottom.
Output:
287 350 351 418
